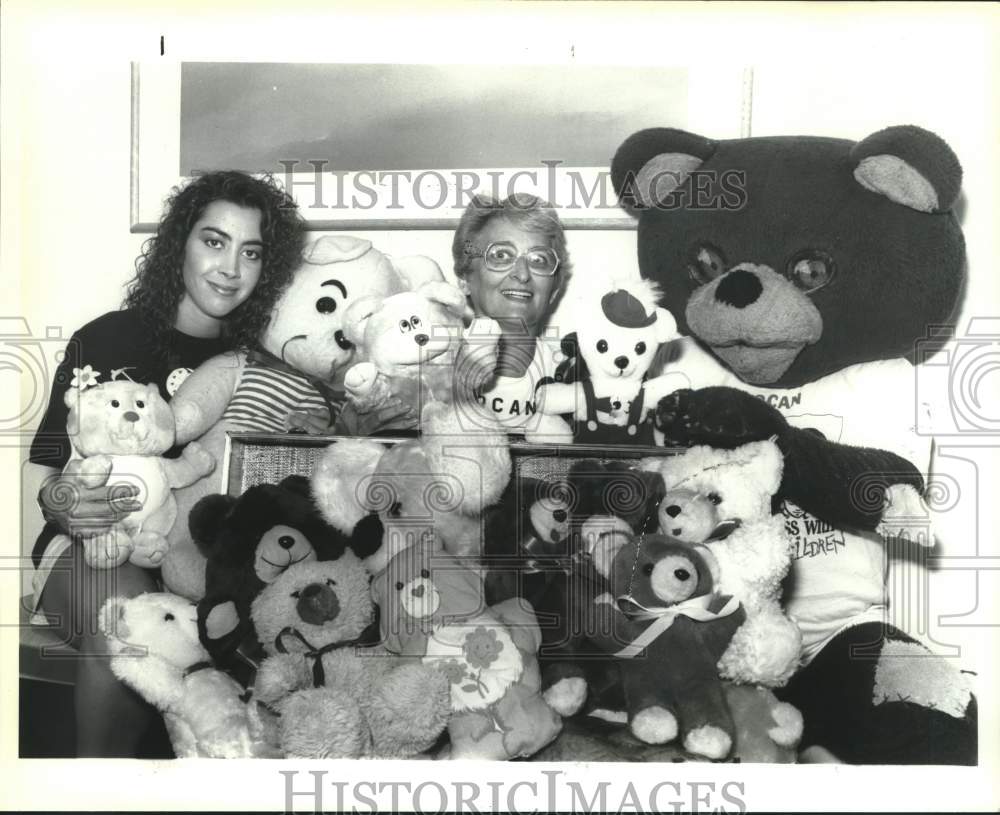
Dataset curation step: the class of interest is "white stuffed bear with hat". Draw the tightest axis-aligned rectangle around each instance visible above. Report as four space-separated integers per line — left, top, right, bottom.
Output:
530 278 684 445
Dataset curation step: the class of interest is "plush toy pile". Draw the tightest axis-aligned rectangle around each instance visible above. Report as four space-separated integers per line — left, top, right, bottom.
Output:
80 120 978 766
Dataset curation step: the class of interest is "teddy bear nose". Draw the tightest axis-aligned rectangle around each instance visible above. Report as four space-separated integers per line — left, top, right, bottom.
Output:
123 411 140 423
278 535 295 550
553 509 567 523
614 355 629 370
665 504 682 518
411 584 425 598
414 333 429 346
714 269 763 308
297 583 340 625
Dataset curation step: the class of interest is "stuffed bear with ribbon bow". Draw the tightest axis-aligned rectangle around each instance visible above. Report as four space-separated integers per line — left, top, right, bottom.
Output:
249 556 451 759
586 530 802 760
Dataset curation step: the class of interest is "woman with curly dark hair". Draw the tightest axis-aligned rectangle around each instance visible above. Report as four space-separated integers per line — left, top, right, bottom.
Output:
27 170 305 757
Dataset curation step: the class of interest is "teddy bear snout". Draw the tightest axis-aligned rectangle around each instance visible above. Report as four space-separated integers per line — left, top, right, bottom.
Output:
296 582 340 625
123 410 140 423
414 333 429 346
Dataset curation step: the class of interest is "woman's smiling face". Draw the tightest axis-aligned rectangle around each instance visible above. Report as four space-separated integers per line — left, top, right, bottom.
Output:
176 200 264 335
459 218 560 335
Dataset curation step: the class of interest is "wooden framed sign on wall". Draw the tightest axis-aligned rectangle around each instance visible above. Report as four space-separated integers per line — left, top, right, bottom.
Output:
130 62 752 232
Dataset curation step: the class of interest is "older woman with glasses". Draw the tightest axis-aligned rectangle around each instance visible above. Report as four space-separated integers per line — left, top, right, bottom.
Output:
452 193 574 438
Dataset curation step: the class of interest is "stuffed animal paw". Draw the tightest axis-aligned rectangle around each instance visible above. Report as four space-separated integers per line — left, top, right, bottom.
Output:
877 483 936 547
129 530 170 568
81 531 132 570
655 386 788 449
180 441 215 478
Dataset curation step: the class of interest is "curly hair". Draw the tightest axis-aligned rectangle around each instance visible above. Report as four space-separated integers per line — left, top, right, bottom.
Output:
124 170 305 362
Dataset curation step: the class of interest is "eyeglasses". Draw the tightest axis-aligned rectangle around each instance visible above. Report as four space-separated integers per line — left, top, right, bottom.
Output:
465 241 560 277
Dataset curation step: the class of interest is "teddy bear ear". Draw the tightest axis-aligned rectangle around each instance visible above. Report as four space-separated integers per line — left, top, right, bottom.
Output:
740 439 784 497
341 295 381 347
612 127 718 212
653 307 679 345
99 596 128 641
418 281 470 321
392 255 445 291
302 235 373 265
850 125 962 213
278 474 312 501
188 493 238 556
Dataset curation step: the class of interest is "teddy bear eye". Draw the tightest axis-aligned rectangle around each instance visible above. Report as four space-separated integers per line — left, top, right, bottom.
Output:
110 400 120 408
410 316 422 328
420 568 430 579
334 329 353 350
596 340 608 353
708 492 722 505
674 568 691 582
634 342 646 355
787 249 835 294
164 612 175 621
688 243 727 285
135 400 145 409
642 563 654 576
395 581 404 591
316 296 337 314
326 578 337 587
399 320 411 332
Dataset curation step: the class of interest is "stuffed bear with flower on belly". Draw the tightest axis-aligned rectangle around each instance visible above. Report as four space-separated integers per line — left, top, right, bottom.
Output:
372 538 562 760
57 377 214 569
250 556 451 759
611 125 976 763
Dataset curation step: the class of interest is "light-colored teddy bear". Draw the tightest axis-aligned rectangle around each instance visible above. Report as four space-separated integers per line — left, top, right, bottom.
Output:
250 557 451 759
58 378 214 569
644 439 801 687
99 592 280 758
531 278 683 446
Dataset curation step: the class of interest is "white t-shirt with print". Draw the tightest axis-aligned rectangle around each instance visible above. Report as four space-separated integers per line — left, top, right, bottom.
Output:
473 336 565 434
664 339 933 663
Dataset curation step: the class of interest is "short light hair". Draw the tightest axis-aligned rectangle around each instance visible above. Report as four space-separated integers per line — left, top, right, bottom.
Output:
452 193 572 283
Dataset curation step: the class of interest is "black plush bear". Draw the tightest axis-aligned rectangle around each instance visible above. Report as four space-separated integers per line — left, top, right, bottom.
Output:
610 125 976 764
191 475 383 665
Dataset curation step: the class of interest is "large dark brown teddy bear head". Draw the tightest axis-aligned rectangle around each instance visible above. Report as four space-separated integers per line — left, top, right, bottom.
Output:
611 125 965 387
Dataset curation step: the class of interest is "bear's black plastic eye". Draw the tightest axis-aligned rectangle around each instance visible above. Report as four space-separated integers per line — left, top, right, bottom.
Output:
674 568 691 582
291 590 301 599
316 296 337 314
786 249 835 294
410 316 422 328
420 568 430 579
395 581 404 591
335 330 353 350
596 340 608 354
642 563 654 576
136 400 145 409
164 612 175 621
634 342 646 355
110 400 120 408
399 320 411 332
326 578 337 587
688 243 728 286
708 492 722 505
